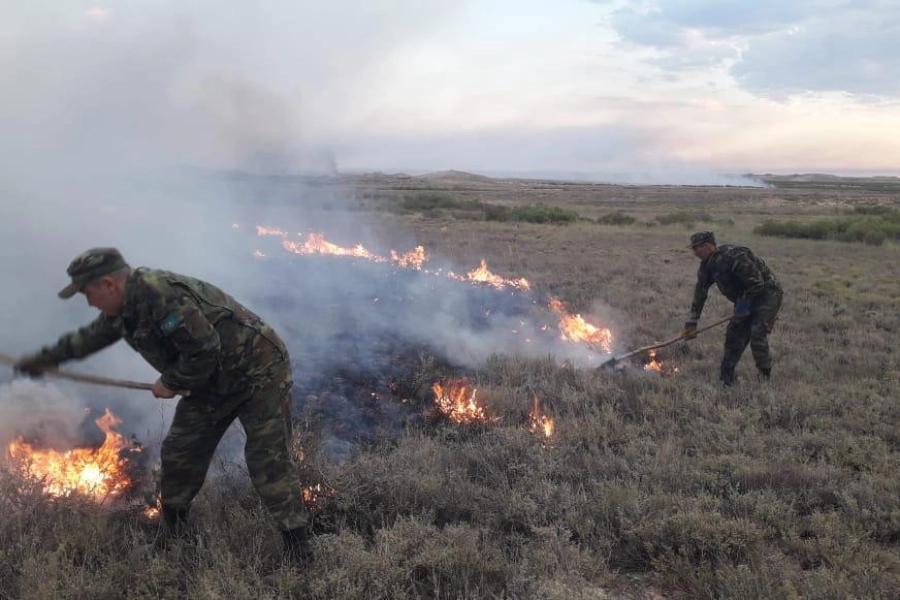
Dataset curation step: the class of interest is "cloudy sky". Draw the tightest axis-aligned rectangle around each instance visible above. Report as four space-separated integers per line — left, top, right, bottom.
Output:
3 0 899 179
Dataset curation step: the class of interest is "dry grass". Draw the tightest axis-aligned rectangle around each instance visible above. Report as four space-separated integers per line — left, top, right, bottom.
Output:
3 174 900 598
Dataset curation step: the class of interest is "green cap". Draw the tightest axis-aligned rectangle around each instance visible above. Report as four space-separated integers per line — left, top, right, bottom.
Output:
688 231 716 248
58 248 129 299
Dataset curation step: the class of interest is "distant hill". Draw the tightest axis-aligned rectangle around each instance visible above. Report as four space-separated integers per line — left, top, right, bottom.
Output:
758 173 899 183
416 170 494 183
755 172 900 191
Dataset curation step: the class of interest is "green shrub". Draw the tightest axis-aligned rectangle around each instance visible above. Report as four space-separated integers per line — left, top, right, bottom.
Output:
397 195 579 224
754 217 900 245
848 205 897 217
597 212 637 226
656 211 713 226
507 204 579 224
481 204 512 221
401 193 481 212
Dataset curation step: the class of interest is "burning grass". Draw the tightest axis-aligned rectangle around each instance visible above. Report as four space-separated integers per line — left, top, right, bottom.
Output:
431 378 498 425
528 396 555 443
6 408 142 503
3 175 900 598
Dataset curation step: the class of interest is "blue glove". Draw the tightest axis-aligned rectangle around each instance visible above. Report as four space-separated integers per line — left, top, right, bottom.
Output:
735 300 751 317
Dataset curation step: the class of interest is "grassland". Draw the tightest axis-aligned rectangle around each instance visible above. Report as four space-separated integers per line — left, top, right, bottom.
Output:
2 172 900 599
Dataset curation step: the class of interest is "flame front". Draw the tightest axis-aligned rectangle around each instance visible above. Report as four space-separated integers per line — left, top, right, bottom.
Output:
7 409 136 502
284 233 387 262
249 226 623 353
257 228 531 289
529 396 554 441
432 378 498 425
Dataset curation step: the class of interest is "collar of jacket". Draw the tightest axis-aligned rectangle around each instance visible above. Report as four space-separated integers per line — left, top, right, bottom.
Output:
120 267 147 322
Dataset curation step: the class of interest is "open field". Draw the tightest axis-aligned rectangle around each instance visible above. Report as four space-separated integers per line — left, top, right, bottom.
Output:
2 172 900 599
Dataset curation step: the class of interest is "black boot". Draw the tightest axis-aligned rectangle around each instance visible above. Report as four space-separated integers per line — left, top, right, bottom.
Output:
162 506 189 534
720 364 736 387
282 526 314 564
758 366 771 381
155 505 190 549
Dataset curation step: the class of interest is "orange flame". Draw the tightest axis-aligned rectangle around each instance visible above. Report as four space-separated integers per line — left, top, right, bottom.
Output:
256 225 289 237
7 409 137 502
284 233 387 262
302 483 336 512
464 259 530 290
548 298 614 353
432 378 498 425
643 349 677 374
529 396 554 441
143 498 161 519
644 349 662 372
391 246 427 270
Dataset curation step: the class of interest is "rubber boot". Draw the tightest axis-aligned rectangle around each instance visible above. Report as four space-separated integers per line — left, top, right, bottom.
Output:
282 526 314 564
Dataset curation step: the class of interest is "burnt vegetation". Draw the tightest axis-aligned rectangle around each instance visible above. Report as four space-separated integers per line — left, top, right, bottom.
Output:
2 173 900 598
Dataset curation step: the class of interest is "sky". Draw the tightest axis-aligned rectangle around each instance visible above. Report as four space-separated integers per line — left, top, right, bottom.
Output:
2 0 900 180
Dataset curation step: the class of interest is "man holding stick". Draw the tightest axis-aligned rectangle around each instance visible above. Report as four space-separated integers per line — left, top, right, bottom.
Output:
14 248 313 563
683 232 783 387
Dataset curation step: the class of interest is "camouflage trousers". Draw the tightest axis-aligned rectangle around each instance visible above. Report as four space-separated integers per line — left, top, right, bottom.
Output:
721 286 783 378
159 357 308 531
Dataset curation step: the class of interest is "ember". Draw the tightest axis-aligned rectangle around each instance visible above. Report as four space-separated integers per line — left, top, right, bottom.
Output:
644 349 677 374
432 378 498 425
645 349 662 372
7 408 139 502
302 483 336 513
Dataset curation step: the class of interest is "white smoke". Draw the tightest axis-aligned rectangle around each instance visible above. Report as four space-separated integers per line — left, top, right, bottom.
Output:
0 2 623 469
0 380 91 450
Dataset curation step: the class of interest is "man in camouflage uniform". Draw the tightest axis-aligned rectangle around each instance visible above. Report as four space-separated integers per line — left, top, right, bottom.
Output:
682 232 783 386
15 248 313 563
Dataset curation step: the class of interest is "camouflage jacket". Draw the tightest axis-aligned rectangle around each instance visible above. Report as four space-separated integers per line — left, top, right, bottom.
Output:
690 245 781 320
41 268 289 396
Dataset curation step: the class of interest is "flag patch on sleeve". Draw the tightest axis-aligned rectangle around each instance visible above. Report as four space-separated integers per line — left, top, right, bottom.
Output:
159 314 183 335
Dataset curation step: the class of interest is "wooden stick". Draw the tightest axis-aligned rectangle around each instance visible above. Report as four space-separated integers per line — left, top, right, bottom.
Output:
597 315 734 370
0 350 154 392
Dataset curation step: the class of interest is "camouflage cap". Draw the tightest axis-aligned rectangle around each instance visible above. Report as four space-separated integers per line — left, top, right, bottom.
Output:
689 231 716 248
58 248 130 299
